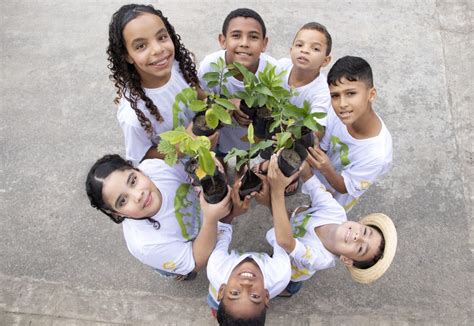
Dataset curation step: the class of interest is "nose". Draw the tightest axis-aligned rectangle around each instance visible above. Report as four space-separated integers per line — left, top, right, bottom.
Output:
239 36 249 47
151 40 164 55
340 96 349 108
132 190 144 203
300 45 310 54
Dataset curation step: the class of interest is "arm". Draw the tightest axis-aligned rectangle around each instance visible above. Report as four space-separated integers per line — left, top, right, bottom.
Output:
191 186 232 271
306 146 347 193
267 155 298 253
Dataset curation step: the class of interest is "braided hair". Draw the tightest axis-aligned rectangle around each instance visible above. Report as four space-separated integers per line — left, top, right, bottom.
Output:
107 4 198 135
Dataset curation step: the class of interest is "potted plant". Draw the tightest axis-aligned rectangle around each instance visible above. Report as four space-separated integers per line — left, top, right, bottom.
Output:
224 124 273 200
157 127 228 204
172 58 237 136
233 62 291 139
274 131 308 178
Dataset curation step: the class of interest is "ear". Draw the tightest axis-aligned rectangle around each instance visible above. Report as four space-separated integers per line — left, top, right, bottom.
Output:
217 284 226 301
218 34 226 49
264 289 270 307
261 37 268 52
126 55 134 65
369 87 377 103
340 255 354 267
321 55 332 68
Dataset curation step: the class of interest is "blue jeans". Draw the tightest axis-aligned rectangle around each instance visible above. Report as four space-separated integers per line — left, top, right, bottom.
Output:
207 293 219 310
285 280 303 295
154 269 197 280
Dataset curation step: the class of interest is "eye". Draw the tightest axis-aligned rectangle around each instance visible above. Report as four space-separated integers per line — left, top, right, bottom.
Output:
230 290 239 296
347 91 356 96
130 175 137 186
251 35 259 40
313 47 320 52
158 34 169 41
331 94 339 99
135 43 145 50
251 293 260 299
231 33 240 39
118 196 127 208
358 246 363 254
364 227 367 236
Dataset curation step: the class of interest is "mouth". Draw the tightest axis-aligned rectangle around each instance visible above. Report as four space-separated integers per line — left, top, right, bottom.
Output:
338 110 353 119
345 228 351 243
239 271 256 279
296 56 309 64
143 193 152 208
235 51 252 57
148 55 171 68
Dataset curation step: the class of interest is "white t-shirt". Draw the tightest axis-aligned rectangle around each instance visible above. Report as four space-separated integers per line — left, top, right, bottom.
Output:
267 175 346 282
276 58 330 127
198 50 277 153
122 159 202 275
207 223 291 304
117 62 195 166
315 107 393 211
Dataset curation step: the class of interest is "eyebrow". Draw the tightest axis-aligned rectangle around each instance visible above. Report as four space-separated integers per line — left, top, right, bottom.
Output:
131 28 167 46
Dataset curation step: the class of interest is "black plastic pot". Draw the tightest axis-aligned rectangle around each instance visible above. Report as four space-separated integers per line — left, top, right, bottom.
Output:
184 157 201 186
192 111 219 137
259 143 276 160
239 101 257 120
253 107 274 139
238 169 262 200
296 127 315 149
200 171 228 204
277 143 308 177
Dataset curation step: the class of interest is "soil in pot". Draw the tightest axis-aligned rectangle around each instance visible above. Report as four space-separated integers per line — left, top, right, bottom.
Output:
192 112 217 137
239 169 262 200
239 101 256 120
200 172 228 204
277 143 308 177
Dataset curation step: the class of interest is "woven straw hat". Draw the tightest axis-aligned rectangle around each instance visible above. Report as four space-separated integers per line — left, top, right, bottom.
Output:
347 213 397 284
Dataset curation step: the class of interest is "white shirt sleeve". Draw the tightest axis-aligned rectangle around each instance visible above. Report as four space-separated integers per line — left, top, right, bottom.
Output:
341 160 385 198
302 175 347 221
207 223 233 294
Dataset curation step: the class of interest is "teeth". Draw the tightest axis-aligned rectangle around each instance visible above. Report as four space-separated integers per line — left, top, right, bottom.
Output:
240 272 254 278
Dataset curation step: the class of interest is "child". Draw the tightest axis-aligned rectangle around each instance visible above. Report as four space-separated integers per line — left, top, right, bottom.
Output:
277 22 332 131
308 56 393 211
206 178 294 323
198 8 277 158
85 154 232 278
265 155 397 296
107 4 200 166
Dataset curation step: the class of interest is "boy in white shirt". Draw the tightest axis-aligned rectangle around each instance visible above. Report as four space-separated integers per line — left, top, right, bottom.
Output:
277 22 332 131
265 154 397 296
308 56 393 211
198 8 277 161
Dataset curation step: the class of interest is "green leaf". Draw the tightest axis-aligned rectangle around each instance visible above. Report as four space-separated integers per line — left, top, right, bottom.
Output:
303 115 318 131
211 104 232 125
203 71 220 83
331 136 351 166
198 147 215 176
276 132 293 149
214 98 236 110
189 100 207 112
248 123 255 144
206 80 219 89
224 148 248 163
312 112 327 119
249 140 273 157
205 110 219 129
159 128 189 144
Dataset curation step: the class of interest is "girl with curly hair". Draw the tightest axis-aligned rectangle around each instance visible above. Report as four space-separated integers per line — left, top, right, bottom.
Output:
107 4 200 165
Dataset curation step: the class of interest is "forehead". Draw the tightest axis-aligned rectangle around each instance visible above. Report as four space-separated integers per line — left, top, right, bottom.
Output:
123 12 166 41
102 169 131 206
329 78 369 92
226 16 263 34
294 29 327 44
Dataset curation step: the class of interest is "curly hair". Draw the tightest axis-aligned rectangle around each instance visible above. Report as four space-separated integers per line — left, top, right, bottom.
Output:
107 4 199 135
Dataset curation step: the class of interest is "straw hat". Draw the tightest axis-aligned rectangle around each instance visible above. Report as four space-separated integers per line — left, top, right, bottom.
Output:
347 213 397 284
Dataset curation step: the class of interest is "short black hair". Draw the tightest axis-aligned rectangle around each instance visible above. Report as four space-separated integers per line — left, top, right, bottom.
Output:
222 8 266 38
298 22 332 55
353 226 385 269
327 56 374 88
217 300 267 325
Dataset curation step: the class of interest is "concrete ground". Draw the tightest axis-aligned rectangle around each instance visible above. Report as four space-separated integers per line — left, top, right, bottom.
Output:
1 0 472 324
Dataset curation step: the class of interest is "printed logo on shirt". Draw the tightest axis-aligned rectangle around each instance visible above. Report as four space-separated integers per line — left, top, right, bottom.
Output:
174 183 201 240
292 214 312 238
302 245 312 260
360 181 371 190
291 264 311 281
330 136 350 167
163 261 177 270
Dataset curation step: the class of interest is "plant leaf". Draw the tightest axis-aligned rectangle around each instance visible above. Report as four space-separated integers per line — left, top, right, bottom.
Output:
214 98 236 110
248 123 255 144
205 109 219 129
198 147 216 176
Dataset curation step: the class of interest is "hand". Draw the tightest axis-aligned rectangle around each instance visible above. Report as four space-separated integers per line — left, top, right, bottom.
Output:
231 99 252 127
267 153 300 194
200 185 232 222
307 146 332 175
299 161 313 183
229 179 252 218
252 172 271 208
208 131 220 150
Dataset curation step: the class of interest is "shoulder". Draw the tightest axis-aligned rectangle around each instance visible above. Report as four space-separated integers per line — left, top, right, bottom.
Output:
198 50 225 70
139 159 187 182
259 52 278 67
117 98 142 127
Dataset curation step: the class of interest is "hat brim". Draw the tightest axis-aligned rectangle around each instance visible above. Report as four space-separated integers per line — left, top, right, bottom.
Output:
347 213 397 284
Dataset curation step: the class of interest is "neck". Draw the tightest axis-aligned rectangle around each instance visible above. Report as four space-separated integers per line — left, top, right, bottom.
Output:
289 66 319 88
141 74 172 89
348 108 381 139
315 224 341 256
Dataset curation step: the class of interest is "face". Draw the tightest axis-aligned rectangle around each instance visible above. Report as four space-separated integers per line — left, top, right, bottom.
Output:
329 78 376 126
123 13 175 88
334 221 382 263
290 29 330 72
219 17 268 73
102 169 162 219
218 259 269 318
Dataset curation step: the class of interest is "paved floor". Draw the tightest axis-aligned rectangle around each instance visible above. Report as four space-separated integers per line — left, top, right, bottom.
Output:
1 0 472 324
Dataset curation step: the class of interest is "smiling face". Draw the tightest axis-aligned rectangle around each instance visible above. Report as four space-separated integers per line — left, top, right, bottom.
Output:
219 17 268 73
329 78 376 127
290 29 330 73
123 13 175 88
102 169 162 219
333 221 382 264
218 258 269 319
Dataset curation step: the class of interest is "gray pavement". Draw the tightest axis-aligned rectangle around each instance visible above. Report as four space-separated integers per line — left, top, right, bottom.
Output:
1 0 472 324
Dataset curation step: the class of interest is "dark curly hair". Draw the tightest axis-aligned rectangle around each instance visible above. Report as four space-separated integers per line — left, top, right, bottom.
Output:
217 300 267 325
107 4 199 135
